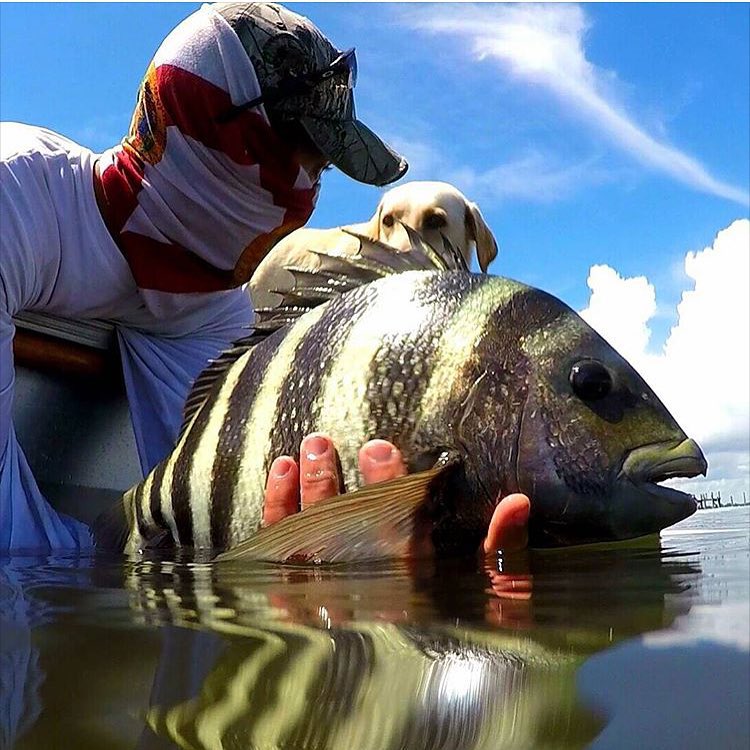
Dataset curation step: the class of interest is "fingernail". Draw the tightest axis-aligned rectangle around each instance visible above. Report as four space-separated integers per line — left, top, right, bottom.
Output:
273 457 293 478
304 435 330 460
364 440 395 464
509 507 528 526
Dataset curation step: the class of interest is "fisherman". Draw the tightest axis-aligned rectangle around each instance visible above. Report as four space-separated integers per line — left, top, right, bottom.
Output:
0 2 529 553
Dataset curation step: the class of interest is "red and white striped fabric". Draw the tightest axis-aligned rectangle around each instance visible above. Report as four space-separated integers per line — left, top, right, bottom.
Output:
98 3 319 295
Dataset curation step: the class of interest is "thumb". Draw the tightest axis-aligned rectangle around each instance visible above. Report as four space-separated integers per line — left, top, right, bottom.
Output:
483 494 530 555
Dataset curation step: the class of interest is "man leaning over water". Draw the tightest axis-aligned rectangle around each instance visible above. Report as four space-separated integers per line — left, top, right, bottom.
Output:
0 2 529 554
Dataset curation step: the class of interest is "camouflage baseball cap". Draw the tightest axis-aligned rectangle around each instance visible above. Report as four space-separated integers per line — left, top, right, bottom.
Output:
214 2 408 186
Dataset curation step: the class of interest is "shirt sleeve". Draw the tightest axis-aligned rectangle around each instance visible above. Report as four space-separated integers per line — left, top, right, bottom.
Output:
116 287 253 475
0 310 93 550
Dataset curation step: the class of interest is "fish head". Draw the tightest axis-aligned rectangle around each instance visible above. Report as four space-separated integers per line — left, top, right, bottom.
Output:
513 294 706 547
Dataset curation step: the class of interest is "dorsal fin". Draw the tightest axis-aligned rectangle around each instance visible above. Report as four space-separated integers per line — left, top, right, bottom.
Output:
178 330 268 439
255 225 465 327
431 228 471 272
344 221 469 273
179 228 466 438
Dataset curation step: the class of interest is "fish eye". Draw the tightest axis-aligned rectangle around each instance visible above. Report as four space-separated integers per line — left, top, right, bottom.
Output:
569 360 613 401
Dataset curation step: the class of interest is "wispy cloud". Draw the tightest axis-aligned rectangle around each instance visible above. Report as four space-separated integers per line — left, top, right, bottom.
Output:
405 3 749 206
385 135 443 181
446 150 613 203
388 134 612 203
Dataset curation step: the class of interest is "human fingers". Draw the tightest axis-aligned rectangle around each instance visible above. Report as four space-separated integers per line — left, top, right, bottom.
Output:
358 440 407 485
483 493 530 554
262 456 300 526
299 433 342 509
486 570 533 600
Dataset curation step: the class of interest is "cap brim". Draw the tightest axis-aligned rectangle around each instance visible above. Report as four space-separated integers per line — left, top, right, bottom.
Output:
299 115 408 187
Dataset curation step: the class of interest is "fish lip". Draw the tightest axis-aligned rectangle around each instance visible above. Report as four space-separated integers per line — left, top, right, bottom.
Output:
619 438 707 500
527 439 706 547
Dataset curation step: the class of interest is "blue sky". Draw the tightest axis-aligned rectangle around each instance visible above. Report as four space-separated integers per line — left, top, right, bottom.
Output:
1 3 747 316
2 2 748 495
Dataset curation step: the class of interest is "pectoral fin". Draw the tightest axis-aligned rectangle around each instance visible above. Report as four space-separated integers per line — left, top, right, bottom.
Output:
216 452 460 564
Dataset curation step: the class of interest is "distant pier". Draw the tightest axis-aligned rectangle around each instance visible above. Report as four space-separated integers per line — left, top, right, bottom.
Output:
693 490 749 510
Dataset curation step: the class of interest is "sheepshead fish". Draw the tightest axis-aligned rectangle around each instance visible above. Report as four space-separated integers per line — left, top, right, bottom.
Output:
94 233 706 560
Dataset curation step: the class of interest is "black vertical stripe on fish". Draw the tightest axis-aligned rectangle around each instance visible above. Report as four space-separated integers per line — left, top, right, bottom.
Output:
222 304 333 547
365 272 487 445
208 335 284 548
168 405 217 545
264 280 381 476
148 458 169 533
133 482 147 543
449 287 566 517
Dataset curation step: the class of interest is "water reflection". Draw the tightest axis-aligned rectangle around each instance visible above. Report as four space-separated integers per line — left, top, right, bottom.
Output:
0 529 733 750
2 543 716 750
119 556 600 748
138 623 590 750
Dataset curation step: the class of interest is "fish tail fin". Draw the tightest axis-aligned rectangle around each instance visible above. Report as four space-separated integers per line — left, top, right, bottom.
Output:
91 487 137 552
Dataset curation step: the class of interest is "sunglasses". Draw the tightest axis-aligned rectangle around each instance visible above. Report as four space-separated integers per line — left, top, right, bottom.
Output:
217 48 357 124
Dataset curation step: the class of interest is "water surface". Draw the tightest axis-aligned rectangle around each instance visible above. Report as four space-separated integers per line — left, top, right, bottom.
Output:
2 507 748 750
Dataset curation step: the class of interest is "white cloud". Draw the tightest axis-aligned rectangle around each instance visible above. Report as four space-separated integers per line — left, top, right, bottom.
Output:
406 3 749 206
580 219 750 497
580 266 656 363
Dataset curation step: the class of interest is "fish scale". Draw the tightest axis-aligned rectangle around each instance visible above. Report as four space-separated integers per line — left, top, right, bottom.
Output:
363 272 485 452
263 277 383 490
312 272 446 490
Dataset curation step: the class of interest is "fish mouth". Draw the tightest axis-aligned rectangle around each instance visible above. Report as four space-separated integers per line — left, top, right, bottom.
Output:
527 438 707 547
619 438 707 507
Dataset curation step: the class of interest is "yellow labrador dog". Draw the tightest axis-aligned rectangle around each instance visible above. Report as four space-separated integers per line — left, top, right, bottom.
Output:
249 181 498 309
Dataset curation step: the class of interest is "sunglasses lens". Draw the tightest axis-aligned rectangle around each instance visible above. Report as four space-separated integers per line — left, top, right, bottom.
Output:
343 48 357 88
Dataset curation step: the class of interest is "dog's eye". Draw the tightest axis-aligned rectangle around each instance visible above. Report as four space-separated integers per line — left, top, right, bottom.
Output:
382 214 395 228
423 213 446 230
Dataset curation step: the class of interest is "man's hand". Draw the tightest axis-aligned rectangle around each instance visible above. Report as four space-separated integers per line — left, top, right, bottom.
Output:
262 434 529 554
262 434 407 525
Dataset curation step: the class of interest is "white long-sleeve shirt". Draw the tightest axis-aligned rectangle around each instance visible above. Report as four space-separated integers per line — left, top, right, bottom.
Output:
0 123 253 550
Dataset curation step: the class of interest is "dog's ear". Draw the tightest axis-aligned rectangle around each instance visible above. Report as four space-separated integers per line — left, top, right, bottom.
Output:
362 198 385 241
465 201 498 273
